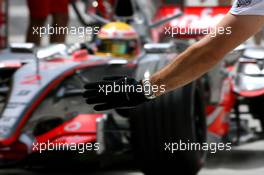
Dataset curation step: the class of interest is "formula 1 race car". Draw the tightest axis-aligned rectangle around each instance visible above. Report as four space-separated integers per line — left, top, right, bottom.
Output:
0 2 205 174
0 39 207 175
230 46 264 138
0 1 260 175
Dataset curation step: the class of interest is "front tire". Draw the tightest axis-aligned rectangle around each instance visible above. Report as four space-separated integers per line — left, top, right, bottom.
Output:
130 59 207 175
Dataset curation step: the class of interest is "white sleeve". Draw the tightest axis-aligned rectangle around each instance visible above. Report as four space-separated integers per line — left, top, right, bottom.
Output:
230 0 264 15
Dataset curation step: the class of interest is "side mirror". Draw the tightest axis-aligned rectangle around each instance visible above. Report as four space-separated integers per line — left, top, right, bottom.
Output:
36 44 67 59
9 43 35 53
243 46 264 60
144 42 176 53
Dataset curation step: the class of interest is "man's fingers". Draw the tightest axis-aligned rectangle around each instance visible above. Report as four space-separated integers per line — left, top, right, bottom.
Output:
94 103 116 111
84 82 100 89
85 96 107 104
83 89 107 98
83 90 98 98
84 81 112 89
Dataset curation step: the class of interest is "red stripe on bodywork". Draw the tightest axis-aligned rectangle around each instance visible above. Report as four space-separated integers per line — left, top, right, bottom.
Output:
35 114 104 144
238 89 264 97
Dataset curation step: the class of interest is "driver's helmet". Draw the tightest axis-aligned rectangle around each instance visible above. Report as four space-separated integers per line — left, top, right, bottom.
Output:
95 22 140 59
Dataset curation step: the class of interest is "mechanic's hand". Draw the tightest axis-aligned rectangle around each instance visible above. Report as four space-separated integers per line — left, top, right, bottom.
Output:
83 76 149 111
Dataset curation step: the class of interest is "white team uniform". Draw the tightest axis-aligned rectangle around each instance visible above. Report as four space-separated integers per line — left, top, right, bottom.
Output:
230 0 264 15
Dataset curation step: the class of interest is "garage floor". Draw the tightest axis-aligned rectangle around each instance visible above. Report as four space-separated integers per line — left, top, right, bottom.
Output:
1 140 264 175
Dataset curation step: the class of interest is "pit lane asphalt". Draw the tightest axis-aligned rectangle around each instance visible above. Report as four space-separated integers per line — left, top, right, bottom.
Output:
0 140 264 175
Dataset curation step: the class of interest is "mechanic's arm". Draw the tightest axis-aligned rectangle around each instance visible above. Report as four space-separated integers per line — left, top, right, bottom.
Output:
151 13 264 96
83 14 264 111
